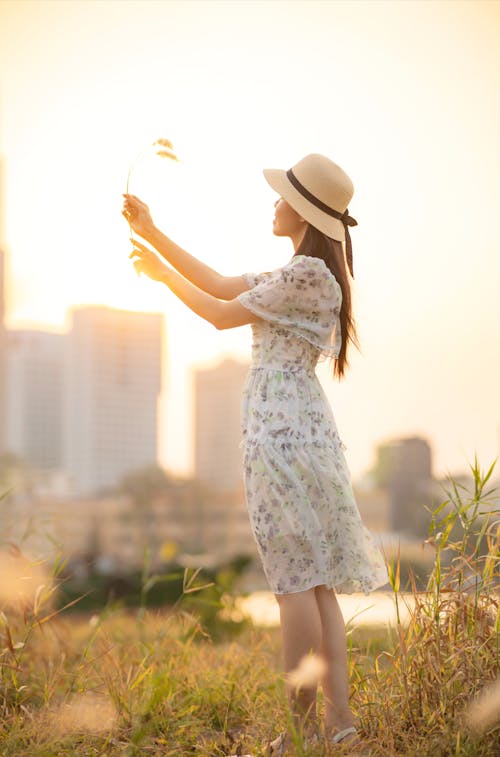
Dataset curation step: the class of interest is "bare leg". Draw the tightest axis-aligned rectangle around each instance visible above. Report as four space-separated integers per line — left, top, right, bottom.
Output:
275 587 322 735
314 584 357 736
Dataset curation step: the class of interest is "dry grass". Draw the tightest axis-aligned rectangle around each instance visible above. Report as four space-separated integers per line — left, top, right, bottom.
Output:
0 458 498 756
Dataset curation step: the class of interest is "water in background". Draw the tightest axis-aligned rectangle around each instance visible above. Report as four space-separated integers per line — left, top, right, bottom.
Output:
237 590 416 627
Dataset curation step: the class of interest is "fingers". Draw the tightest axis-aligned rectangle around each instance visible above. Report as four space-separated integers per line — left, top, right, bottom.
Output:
129 246 153 258
122 195 140 214
129 238 148 250
123 193 146 206
129 250 149 260
122 205 136 220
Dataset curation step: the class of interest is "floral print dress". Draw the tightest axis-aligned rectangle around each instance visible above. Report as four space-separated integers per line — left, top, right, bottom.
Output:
237 255 389 595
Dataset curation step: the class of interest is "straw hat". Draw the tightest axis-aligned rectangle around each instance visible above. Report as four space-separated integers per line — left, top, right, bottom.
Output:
263 153 357 276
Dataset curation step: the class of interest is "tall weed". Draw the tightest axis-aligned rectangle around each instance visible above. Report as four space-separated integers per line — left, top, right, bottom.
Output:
351 457 499 756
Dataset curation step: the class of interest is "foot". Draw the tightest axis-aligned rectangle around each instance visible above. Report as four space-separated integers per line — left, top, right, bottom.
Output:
266 730 289 756
325 723 361 747
265 727 319 755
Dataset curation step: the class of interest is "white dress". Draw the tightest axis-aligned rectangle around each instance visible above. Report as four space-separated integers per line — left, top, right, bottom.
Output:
237 254 389 595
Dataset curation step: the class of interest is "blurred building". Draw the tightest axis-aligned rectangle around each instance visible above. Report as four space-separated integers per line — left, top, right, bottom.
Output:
353 485 391 533
0 480 257 572
0 152 7 454
0 155 5 242
193 357 250 491
64 306 163 494
373 436 435 537
6 329 65 471
0 248 6 456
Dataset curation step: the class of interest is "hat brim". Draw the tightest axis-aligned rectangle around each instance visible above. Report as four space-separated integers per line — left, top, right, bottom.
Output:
263 168 346 243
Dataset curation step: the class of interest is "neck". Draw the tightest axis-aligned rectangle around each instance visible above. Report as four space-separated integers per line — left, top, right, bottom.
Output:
291 225 307 252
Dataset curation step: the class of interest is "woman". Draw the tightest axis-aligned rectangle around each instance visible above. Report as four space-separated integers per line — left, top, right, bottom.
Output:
123 153 388 754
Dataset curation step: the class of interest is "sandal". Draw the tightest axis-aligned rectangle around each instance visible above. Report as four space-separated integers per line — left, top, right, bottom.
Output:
265 728 319 755
267 730 288 755
229 726 359 756
328 725 359 745
225 731 288 757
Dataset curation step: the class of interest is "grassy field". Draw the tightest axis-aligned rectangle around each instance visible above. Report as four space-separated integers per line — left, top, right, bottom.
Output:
0 459 498 756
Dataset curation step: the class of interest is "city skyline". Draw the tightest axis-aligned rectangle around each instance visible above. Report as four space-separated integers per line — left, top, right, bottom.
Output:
1 1 499 483
64 305 163 493
2 290 496 495
0 224 497 487
2 297 163 495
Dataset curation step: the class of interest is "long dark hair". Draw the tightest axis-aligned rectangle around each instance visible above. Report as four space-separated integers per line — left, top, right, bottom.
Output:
295 225 360 380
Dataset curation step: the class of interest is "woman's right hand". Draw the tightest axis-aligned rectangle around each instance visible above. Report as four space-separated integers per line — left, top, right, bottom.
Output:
122 193 154 239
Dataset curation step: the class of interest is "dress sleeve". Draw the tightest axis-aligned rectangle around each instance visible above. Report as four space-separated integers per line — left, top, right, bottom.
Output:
241 271 271 288
237 255 343 358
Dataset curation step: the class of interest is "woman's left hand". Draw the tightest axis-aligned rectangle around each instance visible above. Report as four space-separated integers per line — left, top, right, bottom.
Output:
129 239 168 282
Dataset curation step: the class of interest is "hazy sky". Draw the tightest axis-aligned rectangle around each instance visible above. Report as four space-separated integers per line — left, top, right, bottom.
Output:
0 0 499 483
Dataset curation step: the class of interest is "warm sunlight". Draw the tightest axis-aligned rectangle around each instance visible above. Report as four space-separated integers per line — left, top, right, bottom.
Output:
1 6 499 755
1 0 499 479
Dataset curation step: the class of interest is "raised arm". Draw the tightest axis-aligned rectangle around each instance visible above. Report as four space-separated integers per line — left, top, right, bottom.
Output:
129 243 261 330
123 193 249 300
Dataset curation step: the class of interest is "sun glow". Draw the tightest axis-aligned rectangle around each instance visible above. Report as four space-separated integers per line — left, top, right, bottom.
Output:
1 0 499 478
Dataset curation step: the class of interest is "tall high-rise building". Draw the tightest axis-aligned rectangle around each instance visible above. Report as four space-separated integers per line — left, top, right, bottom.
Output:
0 249 6 456
193 357 250 491
64 306 163 494
0 153 5 244
0 153 7 455
5 329 65 470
